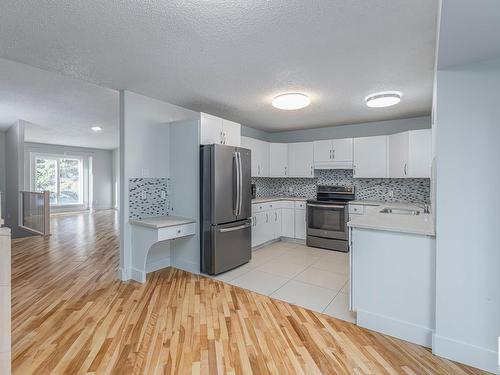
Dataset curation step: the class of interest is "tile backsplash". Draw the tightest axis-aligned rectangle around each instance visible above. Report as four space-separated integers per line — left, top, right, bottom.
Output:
129 178 171 219
252 169 430 204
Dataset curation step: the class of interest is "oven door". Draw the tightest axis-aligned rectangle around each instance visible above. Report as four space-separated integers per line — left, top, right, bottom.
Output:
307 203 348 240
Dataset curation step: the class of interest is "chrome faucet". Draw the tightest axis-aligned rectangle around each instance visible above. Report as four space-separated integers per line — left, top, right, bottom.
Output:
413 202 430 214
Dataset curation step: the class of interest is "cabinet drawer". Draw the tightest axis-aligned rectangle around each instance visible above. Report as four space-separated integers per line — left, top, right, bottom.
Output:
277 200 295 209
252 201 278 213
348 204 365 215
158 223 196 241
294 201 306 210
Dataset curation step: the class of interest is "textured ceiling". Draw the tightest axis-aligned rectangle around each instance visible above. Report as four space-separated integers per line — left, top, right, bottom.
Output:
0 58 119 149
0 0 437 132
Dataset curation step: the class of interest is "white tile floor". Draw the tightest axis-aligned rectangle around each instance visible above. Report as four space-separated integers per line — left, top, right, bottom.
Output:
212 241 357 323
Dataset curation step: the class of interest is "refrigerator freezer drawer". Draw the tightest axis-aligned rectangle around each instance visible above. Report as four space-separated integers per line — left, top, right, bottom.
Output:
203 220 252 275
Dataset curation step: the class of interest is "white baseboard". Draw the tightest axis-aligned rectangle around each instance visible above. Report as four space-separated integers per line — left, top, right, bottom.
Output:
146 257 170 273
432 333 498 374
357 309 433 348
118 267 130 281
130 268 146 283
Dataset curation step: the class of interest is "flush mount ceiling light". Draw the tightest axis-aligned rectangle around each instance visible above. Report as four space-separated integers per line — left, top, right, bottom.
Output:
91 126 102 132
365 91 402 108
272 93 310 110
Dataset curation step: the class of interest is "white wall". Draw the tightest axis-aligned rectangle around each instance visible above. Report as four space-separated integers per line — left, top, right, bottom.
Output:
119 90 198 280
112 148 120 209
4 121 26 238
23 142 114 210
169 119 200 273
0 131 5 219
433 57 500 373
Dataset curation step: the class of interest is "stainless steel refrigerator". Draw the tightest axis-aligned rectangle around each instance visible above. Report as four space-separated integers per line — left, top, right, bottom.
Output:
200 144 252 275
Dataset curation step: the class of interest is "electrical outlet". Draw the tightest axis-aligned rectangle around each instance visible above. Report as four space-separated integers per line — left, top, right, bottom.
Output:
141 191 147 200
388 190 394 198
288 186 294 193
161 191 166 199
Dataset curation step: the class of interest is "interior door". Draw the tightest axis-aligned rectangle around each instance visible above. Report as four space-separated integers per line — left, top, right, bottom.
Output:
213 145 237 224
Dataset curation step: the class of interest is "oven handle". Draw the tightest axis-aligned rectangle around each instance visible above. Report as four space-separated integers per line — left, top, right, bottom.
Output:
307 204 345 209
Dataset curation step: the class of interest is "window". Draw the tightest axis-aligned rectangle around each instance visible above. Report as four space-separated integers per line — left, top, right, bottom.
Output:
33 155 83 206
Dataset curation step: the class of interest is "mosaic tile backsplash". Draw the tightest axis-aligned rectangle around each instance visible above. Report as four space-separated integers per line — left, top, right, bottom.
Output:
129 178 171 219
252 169 430 204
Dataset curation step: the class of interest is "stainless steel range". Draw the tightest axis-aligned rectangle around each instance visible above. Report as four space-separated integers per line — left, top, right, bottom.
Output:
306 185 355 252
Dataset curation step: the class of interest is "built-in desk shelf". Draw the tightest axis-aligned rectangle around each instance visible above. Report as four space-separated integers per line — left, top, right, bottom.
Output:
129 216 196 283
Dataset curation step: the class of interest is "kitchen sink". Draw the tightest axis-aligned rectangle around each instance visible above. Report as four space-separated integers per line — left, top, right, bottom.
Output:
380 207 420 215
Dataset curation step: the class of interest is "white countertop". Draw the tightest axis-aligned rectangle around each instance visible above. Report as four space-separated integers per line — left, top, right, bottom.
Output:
129 215 195 229
252 196 308 203
0 227 10 236
348 201 435 236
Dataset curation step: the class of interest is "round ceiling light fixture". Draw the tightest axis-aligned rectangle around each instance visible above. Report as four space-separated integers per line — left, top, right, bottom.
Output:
91 126 102 132
365 91 402 108
272 93 310 110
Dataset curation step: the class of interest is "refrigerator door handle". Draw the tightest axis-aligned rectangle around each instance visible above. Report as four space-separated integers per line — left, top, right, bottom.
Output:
218 223 251 233
237 151 243 216
234 151 241 216
233 152 239 216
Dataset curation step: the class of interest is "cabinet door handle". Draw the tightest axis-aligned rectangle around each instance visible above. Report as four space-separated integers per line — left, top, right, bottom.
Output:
332 149 335 159
266 213 268 223
275 212 277 221
284 166 287 176
258 165 260 175
254 216 257 226
329 149 332 159
404 163 407 176
353 165 356 176
310 165 313 175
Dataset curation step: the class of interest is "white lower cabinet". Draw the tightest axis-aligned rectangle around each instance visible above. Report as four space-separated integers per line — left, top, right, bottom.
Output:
251 200 307 246
281 208 295 238
294 208 306 240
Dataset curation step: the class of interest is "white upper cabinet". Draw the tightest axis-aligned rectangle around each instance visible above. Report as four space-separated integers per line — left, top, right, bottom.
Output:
388 132 409 178
288 142 314 177
332 138 354 162
269 143 288 177
222 119 241 147
313 140 332 163
389 129 431 178
200 112 241 146
200 113 223 145
313 138 353 169
408 129 431 178
353 136 388 178
241 136 269 177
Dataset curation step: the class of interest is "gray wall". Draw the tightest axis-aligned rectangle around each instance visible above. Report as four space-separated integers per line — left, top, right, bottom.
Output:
267 116 430 143
241 116 430 143
434 57 500 373
241 125 270 141
24 142 114 210
0 131 5 218
5 121 25 237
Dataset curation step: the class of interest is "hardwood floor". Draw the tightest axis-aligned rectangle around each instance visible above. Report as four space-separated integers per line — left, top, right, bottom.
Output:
11 210 486 374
